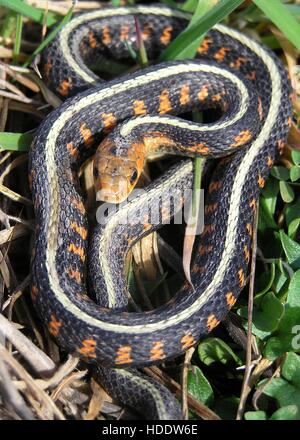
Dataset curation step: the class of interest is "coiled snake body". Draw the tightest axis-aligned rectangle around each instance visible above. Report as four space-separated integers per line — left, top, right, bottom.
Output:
29 4 292 419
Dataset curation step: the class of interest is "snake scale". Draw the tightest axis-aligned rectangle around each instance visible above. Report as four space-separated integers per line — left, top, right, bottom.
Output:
28 4 292 419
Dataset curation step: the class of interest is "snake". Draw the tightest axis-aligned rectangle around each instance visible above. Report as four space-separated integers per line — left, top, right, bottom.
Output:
28 4 292 419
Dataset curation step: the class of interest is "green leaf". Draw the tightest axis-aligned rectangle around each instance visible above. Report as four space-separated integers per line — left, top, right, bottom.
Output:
279 230 300 268
288 218 300 240
0 132 34 152
279 181 295 203
0 0 58 26
271 166 290 181
160 0 244 61
261 177 279 216
198 338 242 366
256 263 276 296
270 405 299 420
187 365 214 407
244 411 267 420
258 196 278 232
291 150 300 166
212 396 239 420
290 166 300 183
253 292 284 332
252 0 300 51
286 270 300 308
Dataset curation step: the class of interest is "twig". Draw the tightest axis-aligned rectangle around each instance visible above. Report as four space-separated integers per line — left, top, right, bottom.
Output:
181 347 195 420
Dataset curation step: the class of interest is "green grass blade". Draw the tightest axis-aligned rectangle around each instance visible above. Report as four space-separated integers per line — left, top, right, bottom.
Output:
0 0 58 26
252 0 300 51
0 132 34 152
160 0 244 61
13 13 22 62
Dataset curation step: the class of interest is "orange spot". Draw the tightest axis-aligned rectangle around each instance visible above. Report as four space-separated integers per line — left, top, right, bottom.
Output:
257 96 263 121
48 314 62 336
102 25 111 45
31 285 38 301
71 198 86 215
77 339 97 358
277 140 285 155
181 332 195 350
214 47 230 62
88 31 97 48
187 142 209 154
226 292 237 308
258 174 265 188
160 26 173 45
120 24 130 41
199 245 213 256
249 198 257 213
158 89 172 114
67 142 78 158
80 123 94 147
246 223 253 237
207 314 220 331
197 36 213 54
208 181 222 193
44 57 52 78
202 224 215 236
115 345 132 365
244 245 250 264
267 156 274 168
231 130 252 147
238 268 245 288
133 100 147 116
67 267 81 284
68 243 86 262
205 203 218 215
212 93 223 102
58 77 72 97
287 117 292 128
142 22 152 41
101 112 117 129
229 56 247 68
150 341 165 361
197 85 209 101
179 84 190 106
70 223 87 240
245 71 256 81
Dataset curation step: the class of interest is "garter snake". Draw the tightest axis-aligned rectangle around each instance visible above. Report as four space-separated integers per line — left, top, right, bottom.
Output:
29 4 292 419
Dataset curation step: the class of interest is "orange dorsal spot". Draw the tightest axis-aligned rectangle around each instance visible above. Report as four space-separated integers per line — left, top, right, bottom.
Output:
102 26 111 45
287 117 292 128
158 89 172 114
244 245 250 264
179 84 190 105
120 24 130 41
231 130 252 147
70 222 88 240
142 23 152 41
67 267 81 284
31 285 38 301
229 56 247 69
88 31 97 48
245 70 256 81
197 36 213 54
202 224 215 236
181 332 195 350
115 345 132 365
249 198 257 213
257 96 263 121
80 123 94 147
58 78 72 97
67 142 78 158
48 314 62 336
150 341 165 361
204 203 218 215
188 143 209 154
206 314 220 331
77 339 97 358
101 112 117 129
197 85 209 101
208 181 222 193
258 174 265 188
214 47 230 62
199 245 213 256
238 269 245 288
246 223 253 237
160 26 173 45
68 243 86 262
133 99 147 116
71 198 86 215
212 93 223 102
267 156 274 168
226 292 237 308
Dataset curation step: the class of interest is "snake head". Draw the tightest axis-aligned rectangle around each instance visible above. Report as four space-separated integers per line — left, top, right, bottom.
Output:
94 135 145 204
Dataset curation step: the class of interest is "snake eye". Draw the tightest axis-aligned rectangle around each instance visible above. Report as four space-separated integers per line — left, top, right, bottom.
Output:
130 170 138 185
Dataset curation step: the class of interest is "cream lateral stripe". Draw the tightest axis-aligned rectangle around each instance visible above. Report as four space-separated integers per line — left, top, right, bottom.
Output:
113 369 169 418
46 27 280 334
60 6 191 83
